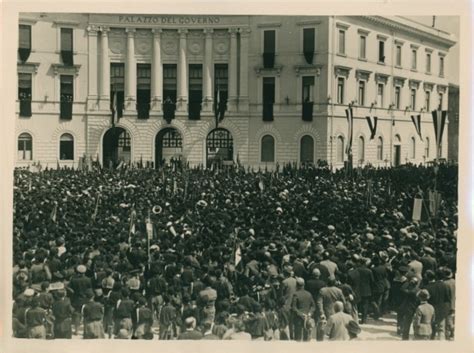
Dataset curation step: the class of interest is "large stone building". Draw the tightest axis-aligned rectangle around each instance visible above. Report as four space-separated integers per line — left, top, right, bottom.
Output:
15 14 456 169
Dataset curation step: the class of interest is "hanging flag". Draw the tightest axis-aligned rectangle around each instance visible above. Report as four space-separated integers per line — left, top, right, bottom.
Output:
234 244 242 266
411 114 423 140
428 190 442 216
365 115 378 140
258 179 264 192
173 179 178 195
50 202 58 223
214 78 220 128
128 207 137 244
345 107 354 155
91 194 100 221
431 109 447 158
111 89 118 127
146 216 153 240
412 195 423 221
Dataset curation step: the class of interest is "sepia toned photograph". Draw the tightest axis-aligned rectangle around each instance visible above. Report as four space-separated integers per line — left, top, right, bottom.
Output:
6 8 466 347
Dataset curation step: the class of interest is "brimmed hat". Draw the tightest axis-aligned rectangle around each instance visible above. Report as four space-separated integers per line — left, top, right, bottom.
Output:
76 265 87 273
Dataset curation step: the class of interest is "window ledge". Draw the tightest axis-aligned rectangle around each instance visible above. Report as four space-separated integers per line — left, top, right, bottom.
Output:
410 69 418 73
358 57 367 62
395 65 402 69
377 61 386 66
51 63 81 76
336 53 347 58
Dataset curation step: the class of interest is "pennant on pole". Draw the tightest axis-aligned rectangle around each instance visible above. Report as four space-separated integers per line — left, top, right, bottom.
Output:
234 244 242 266
411 114 423 140
431 109 447 158
345 107 354 154
50 202 58 223
215 78 220 128
92 194 100 221
111 89 118 127
128 206 137 244
365 115 378 140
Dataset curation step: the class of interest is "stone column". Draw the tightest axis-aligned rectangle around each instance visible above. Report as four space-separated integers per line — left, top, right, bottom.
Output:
86 25 99 110
202 28 214 113
99 26 110 110
151 28 163 112
238 27 251 112
227 28 238 112
177 29 188 113
125 28 136 112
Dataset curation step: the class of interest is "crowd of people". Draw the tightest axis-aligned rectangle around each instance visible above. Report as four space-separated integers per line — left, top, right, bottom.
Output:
11 161 457 341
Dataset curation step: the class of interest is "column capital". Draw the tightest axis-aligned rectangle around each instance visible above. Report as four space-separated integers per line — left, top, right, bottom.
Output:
228 27 239 36
239 27 251 37
126 28 136 36
178 28 188 37
86 25 100 36
99 26 110 34
152 28 163 36
203 28 214 37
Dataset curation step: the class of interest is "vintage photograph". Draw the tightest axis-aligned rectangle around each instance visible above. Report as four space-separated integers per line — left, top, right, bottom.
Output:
11 12 459 342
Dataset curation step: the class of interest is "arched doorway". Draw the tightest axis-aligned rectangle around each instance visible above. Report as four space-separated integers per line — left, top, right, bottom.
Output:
393 134 401 167
206 128 233 167
155 127 183 167
300 135 314 164
103 127 131 168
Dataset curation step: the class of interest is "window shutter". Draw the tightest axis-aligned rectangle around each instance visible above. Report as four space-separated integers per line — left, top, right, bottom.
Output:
303 28 315 64
263 30 276 68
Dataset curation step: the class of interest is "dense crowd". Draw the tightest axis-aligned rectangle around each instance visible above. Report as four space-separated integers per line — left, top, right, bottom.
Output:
11 162 457 341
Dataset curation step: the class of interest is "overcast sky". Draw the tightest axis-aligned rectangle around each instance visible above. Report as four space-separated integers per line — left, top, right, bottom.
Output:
404 16 460 85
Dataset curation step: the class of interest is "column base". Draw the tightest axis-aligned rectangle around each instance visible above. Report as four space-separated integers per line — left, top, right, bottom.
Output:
202 99 214 112
86 96 99 111
176 99 188 112
124 98 136 112
150 97 162 112
238 97 249 112
98 97 111 111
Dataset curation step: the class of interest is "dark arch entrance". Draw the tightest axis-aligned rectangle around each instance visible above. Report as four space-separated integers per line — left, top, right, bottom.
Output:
206 128 233 167
103 127 131 168
155 128 183 167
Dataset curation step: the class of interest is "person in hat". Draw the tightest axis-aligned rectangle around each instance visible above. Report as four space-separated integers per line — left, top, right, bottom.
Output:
443 267 455 340
412 289 435 340
355 257 374 324
305 268 327 341
318 278 345 322
25 296 47 339
324 301 353 341
51 289 74 339
68 264 92 335
291 277 315 341
177 316 203 340
113 288 135 338
424 269 452 340
132 297 153 339
399 276 420 340
198 275 218 325
82 289 105 339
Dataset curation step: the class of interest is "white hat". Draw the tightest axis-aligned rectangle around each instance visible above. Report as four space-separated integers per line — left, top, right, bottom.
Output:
76 265 87 273
24 288 35 297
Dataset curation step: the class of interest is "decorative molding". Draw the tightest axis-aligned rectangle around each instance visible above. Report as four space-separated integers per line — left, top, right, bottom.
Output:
296 20 321 26
377 34 388 41
294 64 323 77
213 36 229 55
53 20 80 28
254 66 284 77
18 62 40 74
238 27 251 37
437 84 447 93
358 28 370 36
356 69 372 81
375 72 389 84
257 22 282 28
109 35 126 54
51 64 81 76
334 65 352 78
410 43 420 49
423 82 435 91
336 22 350 30
162 37 178 55
425 47 434 53
409 79 421 89
86 25 100 35
394 39 405 45
19 17 38 25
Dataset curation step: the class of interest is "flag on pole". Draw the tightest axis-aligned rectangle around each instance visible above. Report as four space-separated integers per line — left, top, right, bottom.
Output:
92 194 100 221
234 244 242 266
50 202 58 223
365 115 378 140
411 114 423 140
345 107 354 155
146 215 153 240
111 89 118 126
214 79 221 128
428 190 442 216
431 109 447 158
412 195 423 221
128 206 137 244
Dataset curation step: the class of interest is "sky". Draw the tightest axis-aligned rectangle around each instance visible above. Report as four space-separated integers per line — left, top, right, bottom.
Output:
405 16 460 85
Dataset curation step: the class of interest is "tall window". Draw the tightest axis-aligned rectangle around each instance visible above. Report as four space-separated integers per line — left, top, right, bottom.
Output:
60 75 73 120
18 73 32 117
261 135 275 162
188 64 203 120
411 49 417 70
357 136 365 163
338 30 345 55
337 77 344 104
336 136 344 163
60 133 74 160
396 45 402 66
214 63 228 117
395 86 401 109
438 92 443 110
410 88 416 110
18 24 31 62
358 81 365 106
60 28 74 66
377 136 383 160
18 133 32 160
426 53 432 73
163 64 177 121
303 28 315 64
111 63 125 118
439 56 445 76
425 91 431 111
302 76 314 121
378 41 385 63
377 83 384 108
425 137 430 158
137 64 151 119
262 77 275 121
359 36 366 59
411 137 416 159
300 135 314 163
263 30 276 68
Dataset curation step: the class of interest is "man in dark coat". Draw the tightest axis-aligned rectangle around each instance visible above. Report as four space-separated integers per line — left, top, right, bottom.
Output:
68 265 92 334
356 258 375 324
305 268 326 341
371 256 389 320
291 277 315 341
424 270 452 340
178 317 203 340
399 277 420 340
51 289 74 338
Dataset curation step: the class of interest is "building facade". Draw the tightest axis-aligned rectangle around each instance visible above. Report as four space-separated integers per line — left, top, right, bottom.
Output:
15 14 456 169
447 83 459 162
